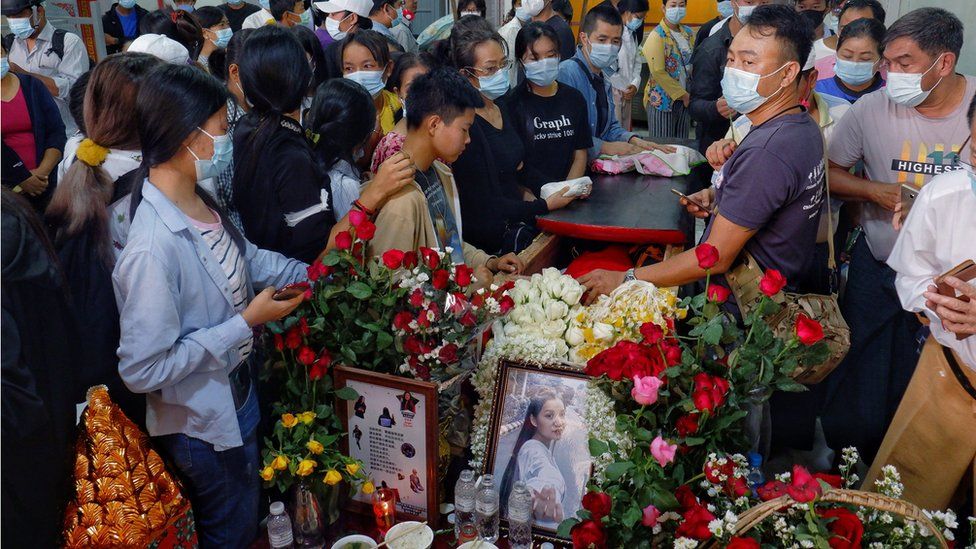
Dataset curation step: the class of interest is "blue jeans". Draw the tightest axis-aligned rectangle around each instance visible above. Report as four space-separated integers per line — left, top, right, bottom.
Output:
156 385 260 549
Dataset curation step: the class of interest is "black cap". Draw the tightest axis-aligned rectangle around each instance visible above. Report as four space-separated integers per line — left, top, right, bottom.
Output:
1 0 41 16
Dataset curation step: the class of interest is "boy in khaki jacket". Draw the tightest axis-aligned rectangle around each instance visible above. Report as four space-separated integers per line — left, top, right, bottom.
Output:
366 67 523 279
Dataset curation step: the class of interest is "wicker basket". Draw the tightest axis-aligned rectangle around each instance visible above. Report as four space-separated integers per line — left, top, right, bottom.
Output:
703 488 948 548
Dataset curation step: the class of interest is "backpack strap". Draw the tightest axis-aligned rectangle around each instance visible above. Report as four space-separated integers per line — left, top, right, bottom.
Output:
2 33 15 53
45 28 67 59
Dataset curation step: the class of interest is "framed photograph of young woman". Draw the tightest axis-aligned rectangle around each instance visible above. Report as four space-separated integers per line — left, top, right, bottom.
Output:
482 359 593 543
334 366 440 525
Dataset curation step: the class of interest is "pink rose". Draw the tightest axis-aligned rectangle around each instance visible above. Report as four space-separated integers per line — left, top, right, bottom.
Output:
650 436 677 468
348 208 366 228
641 504 660 527
631 375 663 406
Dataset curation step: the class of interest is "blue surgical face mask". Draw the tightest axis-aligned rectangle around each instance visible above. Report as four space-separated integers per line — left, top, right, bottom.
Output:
625 17 642 31
0 57 9 79
720 62 789 114
523 57 559 87
514 6 532 22
717 0 733 19
297 9 311 25
188 127 233 180
227 0 244 5
665 6 685 25
834 58 877 87
345 69 386 96
259 0 270 10
176 3 194 12
211 27 232 48
736 3 756 23
119 0 138 8
586 39 620 72
477 69 510 100
7 14 36 39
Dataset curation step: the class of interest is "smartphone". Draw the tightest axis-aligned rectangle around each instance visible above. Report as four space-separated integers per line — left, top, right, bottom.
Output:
671 188 712 214
273 282 310 301
935 259 975 340
898 184 920 223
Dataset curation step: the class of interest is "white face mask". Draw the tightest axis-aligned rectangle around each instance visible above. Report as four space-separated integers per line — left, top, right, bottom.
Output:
459 10 480 17
885 53 945 108
720 62 790 114
326 14 350 40
735 2 756 23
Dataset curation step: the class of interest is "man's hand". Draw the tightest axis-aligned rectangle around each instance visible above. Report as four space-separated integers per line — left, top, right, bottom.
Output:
8 60 26 74
631 136 677 154
105 34 119 46
622 84 638 101
869 182 900 211
487 253 524 274
681 187 715 218
19 173 48 196
716 97 736 118
680 93 690 107
923 277 976 337
577 269 626 305
706 138 736 171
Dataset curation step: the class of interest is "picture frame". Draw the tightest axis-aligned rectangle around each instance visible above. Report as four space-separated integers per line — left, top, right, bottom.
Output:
482 359 594 544
334 365 440 525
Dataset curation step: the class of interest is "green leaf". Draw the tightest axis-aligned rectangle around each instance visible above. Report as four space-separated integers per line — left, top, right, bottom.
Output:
703 322 723 345
775 378 807 392
335 386 359 401
622 505 642 528
683 436 706 446
604 461 634 481
266 321 284 334
321 253 341 266
347 281 373 299
589 438 610 456
649 487 680 510
556 518 579 538
375 330 394 350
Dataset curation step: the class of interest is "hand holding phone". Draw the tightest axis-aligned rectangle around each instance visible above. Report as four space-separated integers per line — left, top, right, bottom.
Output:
273 281 311 301
672 188 714 217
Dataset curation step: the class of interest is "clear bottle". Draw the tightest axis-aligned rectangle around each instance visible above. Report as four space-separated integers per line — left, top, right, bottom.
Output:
507 481 533 549
746 452 765 497
267 501 295 549
475 474 500 543
454 469 478 544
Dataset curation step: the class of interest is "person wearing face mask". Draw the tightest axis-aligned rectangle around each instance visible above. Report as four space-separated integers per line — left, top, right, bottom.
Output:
194 7 233 68
687 0 769 155
507 22 590 195
695 0 734 50
810 0 884 79
820 7 975 465
643 0 694 139
499 0 546 87
868 95 976 512
794 0 831 40
102 0 149 54
814 17 885 104
2 0 89 135
271 0 311 28
173 0 195 12
341 30 399 160
370 51 435 171
558 4 672 160
218 0 260 31
607 0 646 131
389 0 416 53
241 0 274 28
367 0 399 39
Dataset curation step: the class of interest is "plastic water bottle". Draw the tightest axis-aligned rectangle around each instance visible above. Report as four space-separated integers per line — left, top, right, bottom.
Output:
746 452 765 496
507 481 533 549
476 474 500 543
454 470 478 544
267 501 295 549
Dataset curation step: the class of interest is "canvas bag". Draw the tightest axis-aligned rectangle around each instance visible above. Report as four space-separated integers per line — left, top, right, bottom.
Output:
725 133 850 384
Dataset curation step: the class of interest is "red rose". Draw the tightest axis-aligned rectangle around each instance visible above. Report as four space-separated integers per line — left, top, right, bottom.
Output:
432 269 450 290
758 269 787 297
795 313 825 346
307 261 327 282
438 343 458 364
691 373 730 413
725 476 749 498
297 346 316 366
818 507 864 549
409 288 425 308
704 459 735 484
707 283 731 303
584 341 665 381
570 520 606 549
420 247 440 269
695 243 720 270
309 351 331 380
675 414 700 437
581 491 612 521
393 311 413 331
674 484 698 511
787 465 822 503
299 317 310 336
640 322 664 344
348 208 366 228
814 473 843 489
675 504 716 540
757 480 788 501
663 340 683 366
499 295 515 314
726 537 761 549
404 336 422 355
382 249 406 269
459 311 477 327
401 251 418 269
455 264 474 287
351 241 364 260
273 333 284 351
335 231 353 250
285 328 302 350
357 220 376 241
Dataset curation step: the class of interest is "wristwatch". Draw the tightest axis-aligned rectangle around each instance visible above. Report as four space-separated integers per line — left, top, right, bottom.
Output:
623 268 637 283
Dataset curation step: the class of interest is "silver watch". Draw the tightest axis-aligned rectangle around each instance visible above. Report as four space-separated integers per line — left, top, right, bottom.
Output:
623 268 637 283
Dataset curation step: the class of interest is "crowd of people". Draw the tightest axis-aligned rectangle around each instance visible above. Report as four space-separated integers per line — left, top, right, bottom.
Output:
1 0 974 546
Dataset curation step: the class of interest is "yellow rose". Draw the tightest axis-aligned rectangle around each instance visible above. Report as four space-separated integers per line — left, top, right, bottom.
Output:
324 469 342 486
345 462 360 476
272 455 290 471
306 440 324 455
297 411 317 425
260 466 275 481
361 481 375 495
281 413 299 428
296 459 317 477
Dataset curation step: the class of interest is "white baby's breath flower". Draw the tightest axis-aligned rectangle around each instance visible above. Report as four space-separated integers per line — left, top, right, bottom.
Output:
673 538 699 549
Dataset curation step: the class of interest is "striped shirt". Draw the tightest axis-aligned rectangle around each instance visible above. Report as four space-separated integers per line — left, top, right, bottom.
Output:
189 210 253 363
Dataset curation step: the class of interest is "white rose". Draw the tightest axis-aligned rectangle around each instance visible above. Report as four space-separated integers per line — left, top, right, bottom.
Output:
512 279 531 301
502 321 521 337
592 322 613 341
560 280 585 305
510 308 532 326
528 303 547 323
541 267 561 282
541 319 567 339
545 300 570 321
552 339 569 359
565 326 585 346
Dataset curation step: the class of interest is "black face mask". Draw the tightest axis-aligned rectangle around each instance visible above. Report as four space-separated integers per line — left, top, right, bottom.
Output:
800 8 827 28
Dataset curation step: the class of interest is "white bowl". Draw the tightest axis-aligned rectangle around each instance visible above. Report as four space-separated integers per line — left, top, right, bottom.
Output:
383 521 435 549
457 541 500 549
330 534 377 549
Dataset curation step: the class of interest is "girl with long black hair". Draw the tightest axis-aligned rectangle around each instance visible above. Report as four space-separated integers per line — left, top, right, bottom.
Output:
115 63 307 548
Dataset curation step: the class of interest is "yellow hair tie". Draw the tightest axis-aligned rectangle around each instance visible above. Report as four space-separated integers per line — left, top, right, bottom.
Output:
76 138 110 167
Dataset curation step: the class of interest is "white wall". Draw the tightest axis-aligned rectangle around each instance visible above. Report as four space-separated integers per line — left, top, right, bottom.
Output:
878 0 976 76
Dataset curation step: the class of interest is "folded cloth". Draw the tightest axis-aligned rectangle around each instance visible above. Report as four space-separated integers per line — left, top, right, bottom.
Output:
539 176 593 199
591 145 705 176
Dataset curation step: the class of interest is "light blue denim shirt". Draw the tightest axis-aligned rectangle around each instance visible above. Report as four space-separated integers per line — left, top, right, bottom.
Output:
558 47 637 160
113 180 308 450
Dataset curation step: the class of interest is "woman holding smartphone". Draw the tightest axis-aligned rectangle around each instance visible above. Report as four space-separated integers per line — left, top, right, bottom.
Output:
114 63 307 548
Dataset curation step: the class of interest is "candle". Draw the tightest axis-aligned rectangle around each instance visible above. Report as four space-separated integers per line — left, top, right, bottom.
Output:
372 488 397 532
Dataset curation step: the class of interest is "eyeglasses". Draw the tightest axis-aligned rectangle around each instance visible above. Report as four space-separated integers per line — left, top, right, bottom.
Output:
465 60 514 77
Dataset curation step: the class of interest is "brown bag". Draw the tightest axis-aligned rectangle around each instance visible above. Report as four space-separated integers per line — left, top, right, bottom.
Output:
726 134 850 384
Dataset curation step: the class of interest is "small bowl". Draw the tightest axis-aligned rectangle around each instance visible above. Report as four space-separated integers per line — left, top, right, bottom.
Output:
457 541 500 549
383 521 435 549
330 534 377 549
